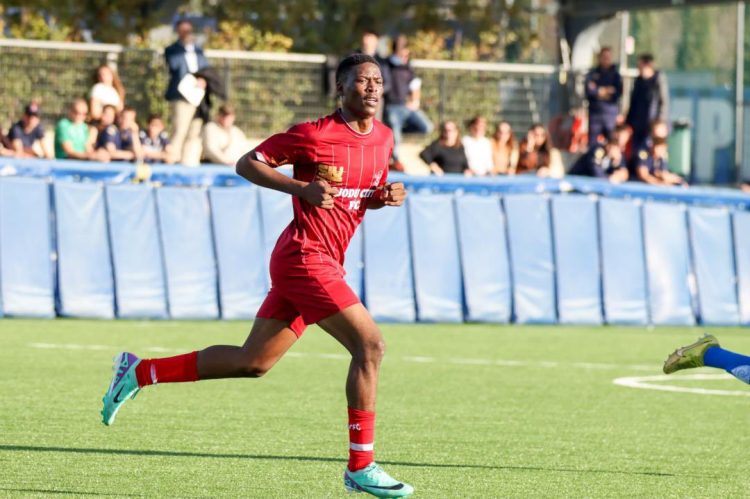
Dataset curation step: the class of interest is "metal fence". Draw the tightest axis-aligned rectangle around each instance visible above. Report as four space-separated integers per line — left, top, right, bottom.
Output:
0 38 556 138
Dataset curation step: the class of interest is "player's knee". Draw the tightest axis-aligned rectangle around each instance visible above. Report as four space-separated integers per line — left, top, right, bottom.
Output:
358 338 386 365
241 359 272 378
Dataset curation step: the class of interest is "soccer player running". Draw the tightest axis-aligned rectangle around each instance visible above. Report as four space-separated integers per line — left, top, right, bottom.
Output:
664 334 750 385
101 54 414 498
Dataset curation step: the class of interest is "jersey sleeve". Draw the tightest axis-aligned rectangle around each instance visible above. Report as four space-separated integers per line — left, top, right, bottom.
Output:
253 122 317 167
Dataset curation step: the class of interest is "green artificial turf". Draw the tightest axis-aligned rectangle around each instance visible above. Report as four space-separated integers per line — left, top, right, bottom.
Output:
1 319 749 497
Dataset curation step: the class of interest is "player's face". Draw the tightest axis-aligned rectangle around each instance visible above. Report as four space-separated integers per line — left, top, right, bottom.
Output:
341 63 383 119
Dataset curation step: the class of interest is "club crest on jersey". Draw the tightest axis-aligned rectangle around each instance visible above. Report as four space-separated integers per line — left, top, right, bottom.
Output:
317 164 344 183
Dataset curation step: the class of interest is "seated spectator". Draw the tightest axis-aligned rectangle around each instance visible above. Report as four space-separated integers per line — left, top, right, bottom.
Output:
201 105 249 166
516 123 564 177
139 114 174 164
491 121 518 174
89 64 125 121
8 102 51 158
633 138 687 186
461 116 493 176
419 120 469 176
55 99 108 161
94 105 142 162
568 137 628 183
0 129 15 157
613 123 633 164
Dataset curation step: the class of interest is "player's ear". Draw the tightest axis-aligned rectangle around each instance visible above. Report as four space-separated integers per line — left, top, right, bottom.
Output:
335 80 344 99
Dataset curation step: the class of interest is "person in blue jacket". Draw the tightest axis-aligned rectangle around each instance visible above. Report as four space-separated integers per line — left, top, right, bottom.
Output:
165 19 208 165
585 47 622 146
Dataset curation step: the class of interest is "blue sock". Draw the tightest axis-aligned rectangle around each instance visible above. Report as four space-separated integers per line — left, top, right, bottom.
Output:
703 346 750 384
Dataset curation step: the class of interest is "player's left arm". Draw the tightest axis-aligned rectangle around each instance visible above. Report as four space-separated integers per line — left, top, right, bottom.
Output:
367 182 406 210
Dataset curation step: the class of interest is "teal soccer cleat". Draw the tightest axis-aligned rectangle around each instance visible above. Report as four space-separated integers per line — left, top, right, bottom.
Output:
344 463 414 497
101 352 141 426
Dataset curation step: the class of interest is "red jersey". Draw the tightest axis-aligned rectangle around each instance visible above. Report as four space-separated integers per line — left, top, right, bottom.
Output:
254 110 393 277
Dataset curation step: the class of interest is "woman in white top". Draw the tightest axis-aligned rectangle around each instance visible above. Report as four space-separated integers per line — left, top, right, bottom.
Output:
461 116 494 176
89 64 125 121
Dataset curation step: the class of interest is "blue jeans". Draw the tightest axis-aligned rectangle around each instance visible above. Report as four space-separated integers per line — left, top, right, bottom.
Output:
384 105 434 160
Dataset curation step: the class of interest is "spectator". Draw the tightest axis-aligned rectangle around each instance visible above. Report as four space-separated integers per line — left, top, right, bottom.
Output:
585 47 622 145
568 137 628 183
165 19 209 165
8 102 51 158
94 105 142 162
613 122 633 165
383 34 433 170
54 99 108 161
461 116 493 176
201 105 249 166
516 124 565 177
491 121 518 174
633 138 686 186
419 120 469 176
0 129 14 157
139 114 173 163
89 64 125 121
626 54 669 151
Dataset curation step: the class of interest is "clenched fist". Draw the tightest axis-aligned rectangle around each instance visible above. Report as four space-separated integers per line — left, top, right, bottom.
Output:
378 182 406 207
301 179 339 209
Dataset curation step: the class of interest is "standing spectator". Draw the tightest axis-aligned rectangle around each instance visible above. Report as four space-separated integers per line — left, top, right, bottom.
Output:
491 121 518 174
89 64 125 121
8 102 51 158
165 19 208 165
383 34 433 170
54 99 108 161
568 137 628 183
461 116 493 176
201 105 249 166
419 120 469 176
626 53 669 151
633 138 686 186
139 114 173 164
516 124 565 177
585 47 622 145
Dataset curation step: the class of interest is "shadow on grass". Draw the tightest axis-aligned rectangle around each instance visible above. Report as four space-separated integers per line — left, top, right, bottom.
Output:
1 444 678 478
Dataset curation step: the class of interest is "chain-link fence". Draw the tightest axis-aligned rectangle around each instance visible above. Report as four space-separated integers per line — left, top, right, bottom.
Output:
0 38 557 139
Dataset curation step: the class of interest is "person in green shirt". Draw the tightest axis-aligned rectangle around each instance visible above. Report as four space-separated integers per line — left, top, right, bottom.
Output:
54 99 109 161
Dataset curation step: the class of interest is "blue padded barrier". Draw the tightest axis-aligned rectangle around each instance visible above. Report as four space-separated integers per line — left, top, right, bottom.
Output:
688 207 739 326
408 193 463 322
209 187 268 319
454 195 511 323
105 185 168 319
344 227 364 300
363 205 416 322
642 202 695 325
155 187 219 319
733 211 750 325
53 182 114 318
551 195 603 324
0 177 55 317
504 195 557 324
258 188 293 266
598 198 649 324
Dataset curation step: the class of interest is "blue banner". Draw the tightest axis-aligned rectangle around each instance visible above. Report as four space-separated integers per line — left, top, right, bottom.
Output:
53 182 115 318
551 195 602 324
733 211 750 325
455 195 511 323
504 195 557 324
363 205 416 322
642 202 695 325
258 188 293 268
155 187 219 319
0 177 55 317
209 187 268 319
408 193 463 322
344 226 364 300
598 198 648 325
105 185 168 319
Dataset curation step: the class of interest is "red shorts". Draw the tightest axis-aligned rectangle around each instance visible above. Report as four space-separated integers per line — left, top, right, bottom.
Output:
255 272 360 337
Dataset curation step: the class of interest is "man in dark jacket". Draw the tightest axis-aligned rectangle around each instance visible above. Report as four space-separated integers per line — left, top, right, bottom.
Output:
585 47 622 145
165 19 209 166
625 53 669 152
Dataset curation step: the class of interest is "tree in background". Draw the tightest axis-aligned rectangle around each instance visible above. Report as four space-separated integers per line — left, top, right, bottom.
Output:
676 8 717 71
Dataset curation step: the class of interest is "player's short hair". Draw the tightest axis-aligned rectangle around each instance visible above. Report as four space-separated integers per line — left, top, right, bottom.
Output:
335 54 380 85
638 53 655 65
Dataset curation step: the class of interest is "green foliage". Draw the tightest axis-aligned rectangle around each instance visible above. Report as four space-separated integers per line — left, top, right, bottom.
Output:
676 9 717 71
3 8 75 41
206 21 293 52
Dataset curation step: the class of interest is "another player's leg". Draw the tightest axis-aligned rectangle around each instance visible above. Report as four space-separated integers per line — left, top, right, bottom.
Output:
317 304 413 498
101 318 297 425
663 333 750 384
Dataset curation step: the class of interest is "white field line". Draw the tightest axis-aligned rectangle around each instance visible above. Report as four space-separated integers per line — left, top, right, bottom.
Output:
27 343 658 372
613 373 750 397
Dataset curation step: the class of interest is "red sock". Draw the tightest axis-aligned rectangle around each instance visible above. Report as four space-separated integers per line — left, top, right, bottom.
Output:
135 351 199 387
348 407 375 471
